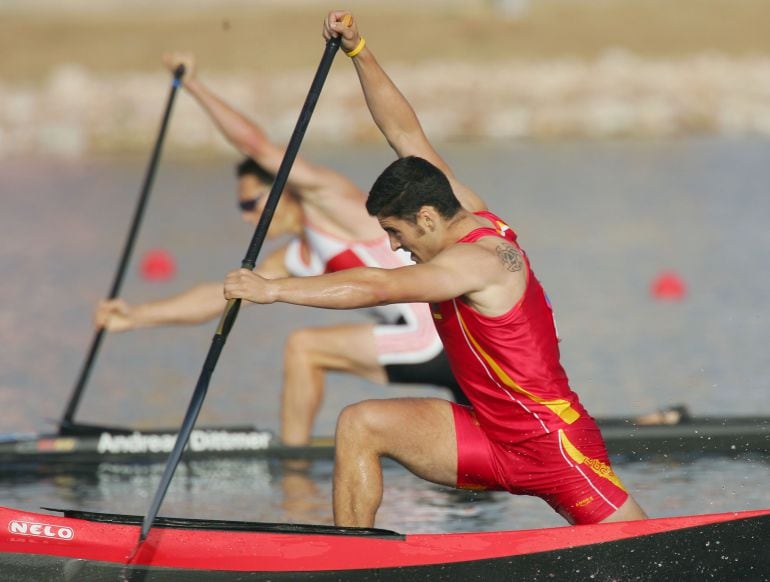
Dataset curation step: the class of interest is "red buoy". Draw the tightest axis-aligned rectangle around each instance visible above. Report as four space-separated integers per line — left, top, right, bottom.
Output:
650 270 686 301
140 248 176 282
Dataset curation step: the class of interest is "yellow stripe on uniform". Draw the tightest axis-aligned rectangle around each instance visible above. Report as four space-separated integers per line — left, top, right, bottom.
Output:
560 430 626 491
456 309 580 424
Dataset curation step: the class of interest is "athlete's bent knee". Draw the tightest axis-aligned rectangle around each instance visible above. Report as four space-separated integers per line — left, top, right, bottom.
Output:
336 401 385 444
284 328 318 361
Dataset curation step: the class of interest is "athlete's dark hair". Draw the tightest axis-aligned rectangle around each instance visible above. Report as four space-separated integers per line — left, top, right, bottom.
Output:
366 156 462 222
235 157 274 184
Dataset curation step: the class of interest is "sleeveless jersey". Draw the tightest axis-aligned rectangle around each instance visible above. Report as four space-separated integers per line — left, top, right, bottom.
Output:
285 220 443 365
431 211 589 444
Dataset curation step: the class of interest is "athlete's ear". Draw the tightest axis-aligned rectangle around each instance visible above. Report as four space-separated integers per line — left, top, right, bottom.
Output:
416 205 438 232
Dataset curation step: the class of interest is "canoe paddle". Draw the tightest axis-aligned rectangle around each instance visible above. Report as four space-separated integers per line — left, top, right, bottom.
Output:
59 64 186 435
137 20 351 545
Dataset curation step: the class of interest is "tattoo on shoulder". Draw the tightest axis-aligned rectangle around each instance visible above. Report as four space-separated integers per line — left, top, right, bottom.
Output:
496 243 523 272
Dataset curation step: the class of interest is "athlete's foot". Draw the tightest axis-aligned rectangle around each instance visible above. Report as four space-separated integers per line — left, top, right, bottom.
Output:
281 456 312 473
634 404 691 426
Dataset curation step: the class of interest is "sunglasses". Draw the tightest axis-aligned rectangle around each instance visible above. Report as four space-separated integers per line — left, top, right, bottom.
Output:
238 194 264 212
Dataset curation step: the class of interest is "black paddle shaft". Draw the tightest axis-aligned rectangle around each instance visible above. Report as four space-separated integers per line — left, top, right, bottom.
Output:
139 35 345 543
59 65 186 434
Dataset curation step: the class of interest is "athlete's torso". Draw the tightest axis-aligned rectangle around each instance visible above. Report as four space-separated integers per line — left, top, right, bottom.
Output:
431 211 589 444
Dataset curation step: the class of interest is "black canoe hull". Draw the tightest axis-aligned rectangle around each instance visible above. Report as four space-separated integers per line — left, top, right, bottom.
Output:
0 415 767 472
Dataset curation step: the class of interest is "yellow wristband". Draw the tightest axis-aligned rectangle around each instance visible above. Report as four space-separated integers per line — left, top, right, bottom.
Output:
345 37 366 58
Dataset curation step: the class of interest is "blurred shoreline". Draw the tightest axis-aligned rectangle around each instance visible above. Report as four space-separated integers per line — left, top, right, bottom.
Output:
2 1 770 157
3 52 770 159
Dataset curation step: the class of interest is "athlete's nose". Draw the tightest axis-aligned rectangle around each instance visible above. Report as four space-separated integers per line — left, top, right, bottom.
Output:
387 233 400 252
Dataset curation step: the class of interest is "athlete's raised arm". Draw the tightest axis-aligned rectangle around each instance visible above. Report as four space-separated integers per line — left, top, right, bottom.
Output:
161 52 360 210
323 12 486 213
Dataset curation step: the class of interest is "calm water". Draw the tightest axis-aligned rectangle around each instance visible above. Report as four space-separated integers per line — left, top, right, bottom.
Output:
0 455 769 533
1 137 769 532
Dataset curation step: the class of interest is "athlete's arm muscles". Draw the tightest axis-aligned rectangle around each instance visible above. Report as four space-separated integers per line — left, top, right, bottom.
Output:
146 245 290 324
96 282 226 332
225 244 496 310
350 45 487 213
97 245 290 332
178 69 337 200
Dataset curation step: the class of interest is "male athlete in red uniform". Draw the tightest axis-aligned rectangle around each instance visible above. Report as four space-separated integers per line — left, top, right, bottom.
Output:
223 11 647 527
431 207 632 524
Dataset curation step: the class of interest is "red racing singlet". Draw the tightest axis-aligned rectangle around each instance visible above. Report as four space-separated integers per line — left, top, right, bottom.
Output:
431 211 590 444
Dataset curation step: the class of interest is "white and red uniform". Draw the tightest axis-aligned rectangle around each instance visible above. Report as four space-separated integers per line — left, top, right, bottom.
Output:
432 211 628 524
284 219 465 401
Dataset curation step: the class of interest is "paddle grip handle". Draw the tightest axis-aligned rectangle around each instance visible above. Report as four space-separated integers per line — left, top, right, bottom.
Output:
172 63 186 87
216 298 241 337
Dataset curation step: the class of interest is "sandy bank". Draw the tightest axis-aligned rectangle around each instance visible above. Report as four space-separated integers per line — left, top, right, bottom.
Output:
2 1 769 156
2 52 770 158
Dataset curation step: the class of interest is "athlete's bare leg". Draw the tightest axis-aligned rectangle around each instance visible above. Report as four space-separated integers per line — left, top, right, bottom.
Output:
280 323 387 446
600 495 648 523
332 398 457 527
